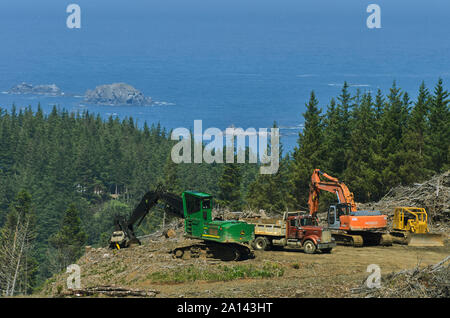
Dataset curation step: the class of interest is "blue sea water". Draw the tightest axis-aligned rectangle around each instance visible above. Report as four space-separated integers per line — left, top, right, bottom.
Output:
0 0 449 152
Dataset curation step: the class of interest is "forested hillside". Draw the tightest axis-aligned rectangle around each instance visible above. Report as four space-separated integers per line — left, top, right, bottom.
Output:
0 79 448 295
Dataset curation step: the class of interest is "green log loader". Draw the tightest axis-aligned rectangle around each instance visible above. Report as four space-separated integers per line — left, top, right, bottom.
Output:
109 188 255 261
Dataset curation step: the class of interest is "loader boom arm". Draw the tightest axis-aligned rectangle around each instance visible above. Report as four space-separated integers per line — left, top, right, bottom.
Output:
114 188 184 244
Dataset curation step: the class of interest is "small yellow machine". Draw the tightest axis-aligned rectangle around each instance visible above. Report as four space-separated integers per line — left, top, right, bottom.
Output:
390 207 444 247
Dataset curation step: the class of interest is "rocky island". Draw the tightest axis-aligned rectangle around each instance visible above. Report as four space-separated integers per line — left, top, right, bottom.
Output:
84 83 153 106
7 82 64 96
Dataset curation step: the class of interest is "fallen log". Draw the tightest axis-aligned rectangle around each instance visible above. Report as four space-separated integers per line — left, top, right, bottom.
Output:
64 285 160 297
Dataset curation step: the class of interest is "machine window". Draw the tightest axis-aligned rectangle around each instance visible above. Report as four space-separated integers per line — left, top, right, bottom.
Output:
300 218 314 226
202 199 211 210
186 195 201 214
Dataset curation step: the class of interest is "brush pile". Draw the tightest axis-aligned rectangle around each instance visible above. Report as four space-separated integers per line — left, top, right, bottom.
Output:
359 171 450 231
352 256 450 298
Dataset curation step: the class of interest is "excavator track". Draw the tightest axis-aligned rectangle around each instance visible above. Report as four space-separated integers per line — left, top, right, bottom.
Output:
331 231 392 247
331 232 364 247
172 242 254 261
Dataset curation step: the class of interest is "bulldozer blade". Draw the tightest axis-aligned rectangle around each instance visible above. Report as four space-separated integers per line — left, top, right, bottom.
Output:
407 233 445 247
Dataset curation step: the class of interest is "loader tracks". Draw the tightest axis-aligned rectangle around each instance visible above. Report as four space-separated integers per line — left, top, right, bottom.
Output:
172 242 254 261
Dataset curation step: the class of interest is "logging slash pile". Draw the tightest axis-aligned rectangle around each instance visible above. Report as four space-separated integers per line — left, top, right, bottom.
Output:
359 171 450 231
353 256 450 298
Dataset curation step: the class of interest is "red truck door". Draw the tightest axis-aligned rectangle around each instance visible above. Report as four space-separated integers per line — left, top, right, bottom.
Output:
287 218 304 240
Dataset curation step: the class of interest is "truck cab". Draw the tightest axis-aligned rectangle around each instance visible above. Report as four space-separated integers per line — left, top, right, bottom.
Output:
285 213 335 253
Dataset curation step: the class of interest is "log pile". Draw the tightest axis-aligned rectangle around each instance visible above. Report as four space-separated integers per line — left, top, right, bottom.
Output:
64 285 160 298
352 256 450 298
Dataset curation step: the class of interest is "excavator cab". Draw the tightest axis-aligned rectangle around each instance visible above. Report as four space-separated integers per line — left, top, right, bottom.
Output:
327 203 351 229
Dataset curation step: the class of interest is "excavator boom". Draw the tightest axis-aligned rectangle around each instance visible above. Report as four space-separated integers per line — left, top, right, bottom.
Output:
308 169 357 219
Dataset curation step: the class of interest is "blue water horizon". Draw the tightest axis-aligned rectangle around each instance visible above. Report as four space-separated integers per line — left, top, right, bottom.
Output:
0 0 449 153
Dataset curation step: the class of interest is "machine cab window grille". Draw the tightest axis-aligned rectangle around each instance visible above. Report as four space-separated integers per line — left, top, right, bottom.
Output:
328 206 336 224
202 199 211 210
300 217 314 227
336 204 350 216
186 195 201 215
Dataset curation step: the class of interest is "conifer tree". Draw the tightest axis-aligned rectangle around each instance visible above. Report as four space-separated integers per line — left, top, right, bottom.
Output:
344 93 381 201
246 122 288 214
399 82 433 183
426 78 450 172
162 152 180 193
288 91 324 209
217 162 242 211
48 204 87 273
379 81 408 190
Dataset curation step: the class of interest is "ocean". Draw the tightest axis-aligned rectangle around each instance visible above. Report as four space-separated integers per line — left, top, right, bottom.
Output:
0 0 449 152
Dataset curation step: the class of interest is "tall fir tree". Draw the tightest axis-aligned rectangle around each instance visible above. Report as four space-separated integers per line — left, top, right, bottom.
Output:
288 91 324 209
426 78 450 172
246 122 289 214
48 203 87 273
379 81 408 190
344 93 381 201
217 162 242 211
399 82 433 183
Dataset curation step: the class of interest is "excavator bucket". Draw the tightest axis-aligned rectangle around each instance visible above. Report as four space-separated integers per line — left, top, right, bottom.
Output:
407 233 445 247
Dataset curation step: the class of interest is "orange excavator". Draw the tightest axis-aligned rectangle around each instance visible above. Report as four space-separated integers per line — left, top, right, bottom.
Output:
308 169 392 247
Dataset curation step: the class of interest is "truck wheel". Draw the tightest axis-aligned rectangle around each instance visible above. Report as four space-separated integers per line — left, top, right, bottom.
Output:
303 240 317 254
253 237 270 251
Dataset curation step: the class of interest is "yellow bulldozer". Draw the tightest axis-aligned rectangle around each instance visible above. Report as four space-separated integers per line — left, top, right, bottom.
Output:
390 207 445 247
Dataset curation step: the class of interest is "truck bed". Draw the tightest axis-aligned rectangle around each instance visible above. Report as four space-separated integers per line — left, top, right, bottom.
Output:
242 218 285 237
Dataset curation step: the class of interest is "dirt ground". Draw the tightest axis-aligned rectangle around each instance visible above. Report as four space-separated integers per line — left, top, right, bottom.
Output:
154 245 449 298
40 236 449 298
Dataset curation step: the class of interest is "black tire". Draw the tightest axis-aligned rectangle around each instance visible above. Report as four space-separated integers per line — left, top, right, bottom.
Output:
253 237 270 251
174 248 184 259
303 240 317 254
320 248 333 254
